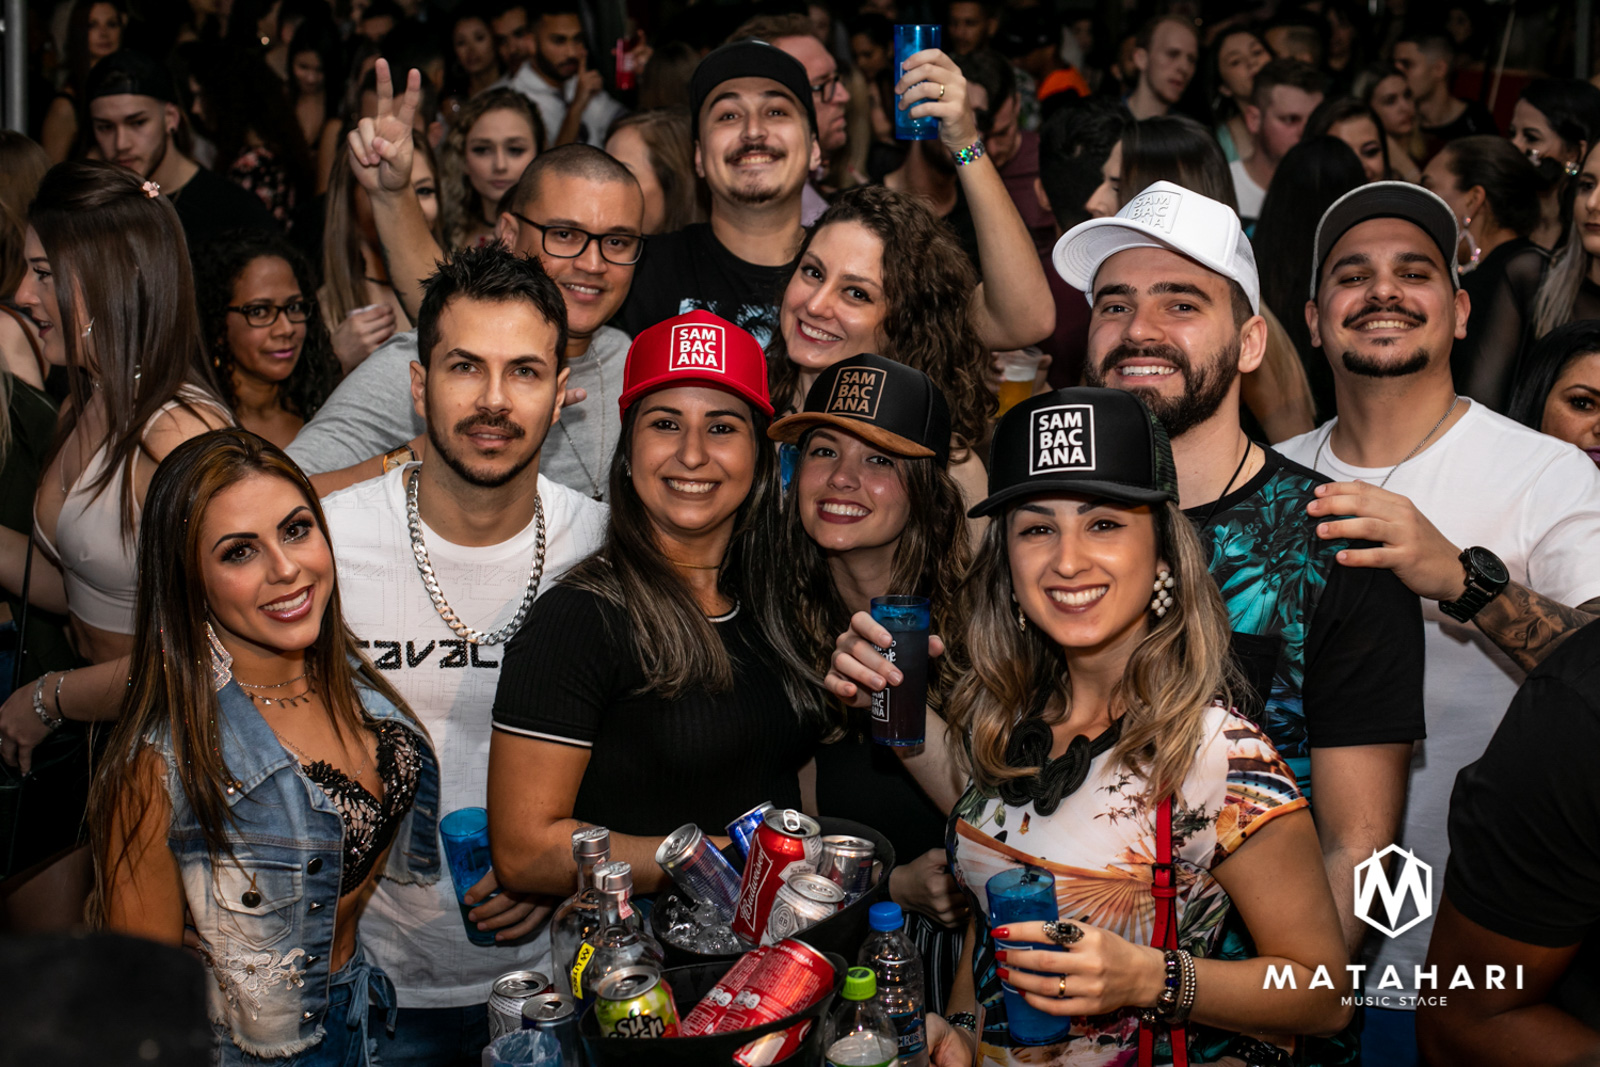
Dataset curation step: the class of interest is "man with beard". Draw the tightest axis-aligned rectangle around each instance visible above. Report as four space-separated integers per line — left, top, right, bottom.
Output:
320 245 606 1066
615 39 821 344
1054 182 1426 1066
1277 183 1600 1062
496 0 624 149
85 50 272 251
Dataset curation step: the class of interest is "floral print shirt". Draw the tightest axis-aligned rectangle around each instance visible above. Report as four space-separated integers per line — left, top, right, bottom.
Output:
949 704 1307 1065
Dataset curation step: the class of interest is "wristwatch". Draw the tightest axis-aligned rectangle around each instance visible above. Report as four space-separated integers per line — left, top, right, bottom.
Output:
1438 546 1509 622
1229 1036 1295 1066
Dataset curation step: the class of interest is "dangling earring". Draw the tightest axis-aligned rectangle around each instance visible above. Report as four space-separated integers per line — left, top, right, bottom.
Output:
1017 603 1028 632
1150 569 1175 617
1567 159 1582 177
206 621 233 691
1457 216 1482 272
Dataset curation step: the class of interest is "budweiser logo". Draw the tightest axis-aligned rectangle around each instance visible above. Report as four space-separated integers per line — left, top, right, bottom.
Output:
739 852 768 926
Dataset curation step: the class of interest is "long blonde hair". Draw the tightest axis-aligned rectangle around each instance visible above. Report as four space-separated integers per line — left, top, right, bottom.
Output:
945 500 1238 804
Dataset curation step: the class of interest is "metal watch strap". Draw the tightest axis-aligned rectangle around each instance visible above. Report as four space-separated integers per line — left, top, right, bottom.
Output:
1439 547 1506 622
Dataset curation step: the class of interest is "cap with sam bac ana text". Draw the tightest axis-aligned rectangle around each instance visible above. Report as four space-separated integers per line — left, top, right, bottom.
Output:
969 387 1178 518
618 310 774 418
768 353 952 467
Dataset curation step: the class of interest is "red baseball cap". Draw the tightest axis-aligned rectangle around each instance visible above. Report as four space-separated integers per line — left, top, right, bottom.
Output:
617 310 774 418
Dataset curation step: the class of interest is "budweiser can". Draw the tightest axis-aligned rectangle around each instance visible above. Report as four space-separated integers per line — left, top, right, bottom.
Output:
816 834 876 901
726 801 776 861
595 965 680 1039
762 872 846 945
656 822 743 920
731 809 821 944
487 969 550 1040
682 939 836 1036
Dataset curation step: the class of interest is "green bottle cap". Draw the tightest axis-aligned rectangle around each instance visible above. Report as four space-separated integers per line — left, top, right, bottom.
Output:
842 966 877 1000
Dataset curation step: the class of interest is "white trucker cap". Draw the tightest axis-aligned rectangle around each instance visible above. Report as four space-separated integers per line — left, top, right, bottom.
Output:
1052 180 1261 314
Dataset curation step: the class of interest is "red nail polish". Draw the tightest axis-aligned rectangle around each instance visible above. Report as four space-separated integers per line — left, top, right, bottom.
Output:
996 967 1010 981
993 949 1007 962
993 926 1010 938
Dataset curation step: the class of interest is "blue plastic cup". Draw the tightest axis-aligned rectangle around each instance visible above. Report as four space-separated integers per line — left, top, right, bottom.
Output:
893 24 942 140
986 866 1073 1045
869 595 930 746
440 806 499 947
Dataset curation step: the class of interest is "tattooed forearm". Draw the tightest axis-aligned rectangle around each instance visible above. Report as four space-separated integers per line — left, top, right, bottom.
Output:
1473 585 1600 673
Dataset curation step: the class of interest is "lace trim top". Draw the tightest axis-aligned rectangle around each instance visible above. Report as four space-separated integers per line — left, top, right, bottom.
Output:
300 721 423 894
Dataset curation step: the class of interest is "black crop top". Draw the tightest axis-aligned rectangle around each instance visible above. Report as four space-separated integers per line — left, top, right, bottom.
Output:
300 720 422 894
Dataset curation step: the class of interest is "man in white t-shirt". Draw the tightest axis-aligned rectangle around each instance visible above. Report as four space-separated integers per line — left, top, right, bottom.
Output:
492 0 624 149
321 246 606 1065
1228 58 1323 224
1278 182 1600 1064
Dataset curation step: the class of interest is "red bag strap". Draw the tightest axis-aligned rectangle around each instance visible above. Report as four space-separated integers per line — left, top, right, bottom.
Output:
1138 795 1188 1067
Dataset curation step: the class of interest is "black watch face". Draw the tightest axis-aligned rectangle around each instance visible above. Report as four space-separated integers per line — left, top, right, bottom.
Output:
1467 547 1510 586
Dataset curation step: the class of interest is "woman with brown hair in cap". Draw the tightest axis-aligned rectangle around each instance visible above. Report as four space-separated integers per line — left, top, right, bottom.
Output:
827 388 1350 1063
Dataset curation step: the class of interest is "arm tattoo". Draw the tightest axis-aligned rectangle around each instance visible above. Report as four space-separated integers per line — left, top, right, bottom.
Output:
1473 584 1600 673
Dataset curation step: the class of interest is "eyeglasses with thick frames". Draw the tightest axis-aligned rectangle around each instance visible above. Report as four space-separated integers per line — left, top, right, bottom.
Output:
811 72 842 103
226 300 316 328
511 214 647 265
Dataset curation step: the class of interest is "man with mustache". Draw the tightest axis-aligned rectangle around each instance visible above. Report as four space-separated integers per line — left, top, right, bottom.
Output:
1054 181 1426 1064
1277 183 1600 1061
614 39 821 345
494 0 623 149
320 245 606 1066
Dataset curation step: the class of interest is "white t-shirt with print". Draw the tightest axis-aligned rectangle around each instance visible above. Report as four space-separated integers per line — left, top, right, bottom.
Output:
1278 401 1600 990
321 464 607 1008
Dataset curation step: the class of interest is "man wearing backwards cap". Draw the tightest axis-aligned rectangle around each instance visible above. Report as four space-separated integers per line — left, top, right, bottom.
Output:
1053 180 1427 1038
1276 181 1600 1059
85 50 273 249
615 39 821 345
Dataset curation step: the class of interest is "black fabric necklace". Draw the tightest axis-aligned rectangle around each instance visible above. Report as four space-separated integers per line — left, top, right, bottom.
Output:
998 712 1126 815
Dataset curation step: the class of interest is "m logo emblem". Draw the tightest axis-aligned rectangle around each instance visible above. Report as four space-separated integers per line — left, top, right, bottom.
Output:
1354 845 1433 938
668 323 726 374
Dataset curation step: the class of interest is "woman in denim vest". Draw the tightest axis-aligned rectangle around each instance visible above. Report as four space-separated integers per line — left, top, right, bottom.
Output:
89 429 440 1066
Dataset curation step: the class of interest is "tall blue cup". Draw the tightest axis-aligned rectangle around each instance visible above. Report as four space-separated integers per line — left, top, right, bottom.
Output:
869 595 929 746
986 866 1073 1045
893 24 941 140
440 806 499 947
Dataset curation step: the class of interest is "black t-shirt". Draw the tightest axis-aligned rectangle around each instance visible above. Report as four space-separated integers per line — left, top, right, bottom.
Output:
168 165 275 251
491 583 819 835
616 222 795 346
1184 446 1427 798
1422 98 1499 155
1445 619 1600 1029
1454 237 1547 412
815 708 948 862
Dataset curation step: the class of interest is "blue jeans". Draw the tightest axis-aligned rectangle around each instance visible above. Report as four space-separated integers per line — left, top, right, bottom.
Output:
219 943 392 1067
367 1004 489 1067
1362 1006 1418 1067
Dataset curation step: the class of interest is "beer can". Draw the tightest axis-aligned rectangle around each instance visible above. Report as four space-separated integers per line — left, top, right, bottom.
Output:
594 965 681 1039
726 801 777 861
817 834 876 901
731 809 822 944
682 939 836 1036
487 970 550 1040
763 872 846 945
656 822 743 921
734 1020 815 1066
520 993 580 1067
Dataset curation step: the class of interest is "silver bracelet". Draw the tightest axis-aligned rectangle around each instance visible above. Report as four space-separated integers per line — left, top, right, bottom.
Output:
32 674 65 733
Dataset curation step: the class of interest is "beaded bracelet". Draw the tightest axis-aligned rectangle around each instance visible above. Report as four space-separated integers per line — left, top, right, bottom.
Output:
1173 949 1196 1023
951 139 986 166
31 673 64 733
1154 949 1183 1020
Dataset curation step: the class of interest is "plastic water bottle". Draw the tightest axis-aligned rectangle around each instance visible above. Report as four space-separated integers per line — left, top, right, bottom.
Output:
859 901 928 1067
824 967 900 1066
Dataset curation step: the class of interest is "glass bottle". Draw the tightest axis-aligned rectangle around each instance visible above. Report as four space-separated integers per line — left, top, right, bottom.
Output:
568 860 665 1010
550 826 611 996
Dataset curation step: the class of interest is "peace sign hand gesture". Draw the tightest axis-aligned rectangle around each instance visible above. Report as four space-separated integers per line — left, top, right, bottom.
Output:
347 58 421 195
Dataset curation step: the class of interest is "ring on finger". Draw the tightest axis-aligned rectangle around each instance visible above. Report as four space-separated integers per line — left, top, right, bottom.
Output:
938 83 946 100
1042 920 1083 947
1057 974 1068 998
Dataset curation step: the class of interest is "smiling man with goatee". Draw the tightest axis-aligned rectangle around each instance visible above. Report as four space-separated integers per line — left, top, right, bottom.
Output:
615 39 822 346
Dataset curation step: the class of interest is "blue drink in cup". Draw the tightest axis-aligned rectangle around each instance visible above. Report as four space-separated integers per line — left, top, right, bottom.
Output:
986 866 1073 1045
893 24 941 140
440 806 499 947
869 595 929 746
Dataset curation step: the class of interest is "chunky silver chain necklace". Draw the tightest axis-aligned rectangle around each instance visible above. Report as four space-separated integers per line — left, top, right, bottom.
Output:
406 467 547 645
1312 395 1461 489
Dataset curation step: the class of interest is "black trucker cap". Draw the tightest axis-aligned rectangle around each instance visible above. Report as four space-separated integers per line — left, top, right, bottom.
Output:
689 39 817 141
769 353 953 466
86 49 179 104
1310 180 1460 299
969 387 1177 517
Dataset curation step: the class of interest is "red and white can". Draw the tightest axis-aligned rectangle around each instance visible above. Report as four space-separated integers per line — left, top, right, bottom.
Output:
731 809 821 944
682 939 835 1037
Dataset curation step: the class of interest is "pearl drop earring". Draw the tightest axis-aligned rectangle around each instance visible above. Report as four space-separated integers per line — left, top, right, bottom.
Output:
1150 569 1175 617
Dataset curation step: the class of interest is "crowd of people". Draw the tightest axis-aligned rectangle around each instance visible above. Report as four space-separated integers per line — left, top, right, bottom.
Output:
2 0 1600 1065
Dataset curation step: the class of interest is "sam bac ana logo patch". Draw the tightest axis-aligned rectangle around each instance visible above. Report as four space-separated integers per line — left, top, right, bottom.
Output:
825 366 886 420
668 323 726 374
1029 404 1095 474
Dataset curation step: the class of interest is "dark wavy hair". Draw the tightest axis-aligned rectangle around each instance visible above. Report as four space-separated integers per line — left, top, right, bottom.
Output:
768 185 993 456
195 230 340 422
1506 319 1600 431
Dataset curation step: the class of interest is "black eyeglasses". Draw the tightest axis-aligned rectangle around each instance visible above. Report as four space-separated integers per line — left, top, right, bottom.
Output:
226 300 316 328
512 214 647 266
811 72 842 103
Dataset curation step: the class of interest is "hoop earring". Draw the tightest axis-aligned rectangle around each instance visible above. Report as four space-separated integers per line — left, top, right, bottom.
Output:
1457 217 1482 272
1150 569 1175 617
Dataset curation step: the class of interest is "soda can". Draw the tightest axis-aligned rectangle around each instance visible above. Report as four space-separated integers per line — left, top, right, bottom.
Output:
682 939 836 1036
763 872 846 945
726 801 777 861
520 993 580 1067
731 809 822 944
733 1020 814 1066
893 24 942 140
656 822 743 921
487 970 550 1040
816 835 876 901
594 965 681 1039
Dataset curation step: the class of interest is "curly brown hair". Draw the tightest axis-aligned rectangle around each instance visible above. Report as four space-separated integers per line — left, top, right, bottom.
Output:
438 88 545 250
768 186 994 456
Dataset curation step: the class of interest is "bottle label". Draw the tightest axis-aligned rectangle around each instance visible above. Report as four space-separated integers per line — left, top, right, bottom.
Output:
890 1007 926 1056
570 942 595 1001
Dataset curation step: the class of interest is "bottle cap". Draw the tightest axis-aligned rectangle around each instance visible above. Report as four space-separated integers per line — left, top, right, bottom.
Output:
868 901 904 932
572 826 611 860
842 966 877 1000
595 860 632 893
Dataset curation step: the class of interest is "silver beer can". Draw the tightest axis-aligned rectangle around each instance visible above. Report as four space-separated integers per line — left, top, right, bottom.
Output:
761 871 846 945
817 834 876 901
488 969 550 1040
